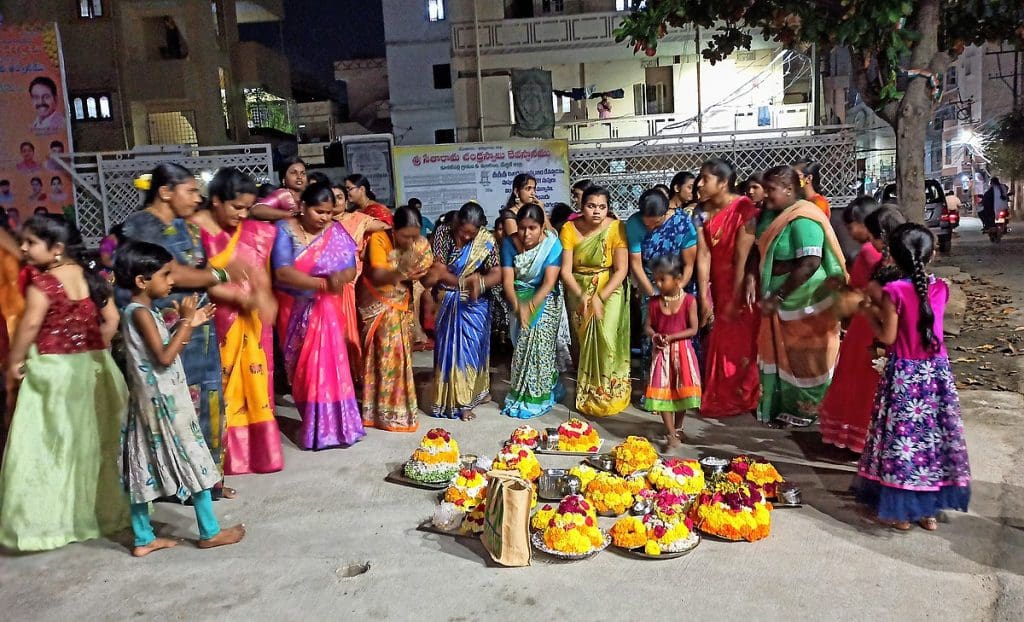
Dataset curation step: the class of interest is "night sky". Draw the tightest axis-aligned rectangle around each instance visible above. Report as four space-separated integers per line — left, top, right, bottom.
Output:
239 0 385 96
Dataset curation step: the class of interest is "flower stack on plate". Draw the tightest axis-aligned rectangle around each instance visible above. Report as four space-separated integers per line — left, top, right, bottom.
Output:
647 458 705 495
508 425 541 449
611 490 697 556
557 418 601 452
729 455 784 500
691 472 772 542
611 436 658 476
584 471 633 516
539 494 606 555
404 428 460 484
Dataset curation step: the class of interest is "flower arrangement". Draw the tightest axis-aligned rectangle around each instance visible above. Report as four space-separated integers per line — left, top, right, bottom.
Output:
460 500 487 536
509 425 540 449
584 472 633 515
531 503 557 531
625 472 651 496
651 489 692 524
557 418 601 453
612 436 659 476
404 428 460 483
541 495 605 555
610 516 648 549
492 443 543 482
691 472 772 542
569 464 599 491
443 468 488 511
730 455 784 499
647 458 705 495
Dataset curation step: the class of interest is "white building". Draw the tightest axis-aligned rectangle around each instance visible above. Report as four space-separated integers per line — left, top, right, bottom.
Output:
382 0 456 145
384 0 816 145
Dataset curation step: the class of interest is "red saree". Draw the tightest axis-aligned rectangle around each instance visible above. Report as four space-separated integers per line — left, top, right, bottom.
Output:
700 195 762 418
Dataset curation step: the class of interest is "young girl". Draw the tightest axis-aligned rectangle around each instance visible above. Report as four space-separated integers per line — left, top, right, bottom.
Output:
0 215 127 551
854 223 971 531
115 241 246 556
643 254 701 449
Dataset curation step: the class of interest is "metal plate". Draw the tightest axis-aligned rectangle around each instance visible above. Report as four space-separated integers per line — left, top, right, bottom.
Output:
615 532 701 559
535 440 604 456
386 466 453 490
531 530 611 561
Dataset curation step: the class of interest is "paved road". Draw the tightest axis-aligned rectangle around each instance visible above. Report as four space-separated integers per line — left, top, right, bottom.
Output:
3 220 1023 622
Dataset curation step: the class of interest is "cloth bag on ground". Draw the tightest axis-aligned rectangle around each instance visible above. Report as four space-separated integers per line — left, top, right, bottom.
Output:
481 470 532 567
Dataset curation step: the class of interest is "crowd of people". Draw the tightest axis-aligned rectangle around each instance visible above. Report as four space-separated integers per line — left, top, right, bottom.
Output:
0 154 971 556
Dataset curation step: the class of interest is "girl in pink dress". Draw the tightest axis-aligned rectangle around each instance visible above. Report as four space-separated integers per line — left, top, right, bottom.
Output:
643 255 701 449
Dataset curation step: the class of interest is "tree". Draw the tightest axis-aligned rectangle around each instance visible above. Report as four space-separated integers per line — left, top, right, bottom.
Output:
987 108 1024 217
614 0 1024 220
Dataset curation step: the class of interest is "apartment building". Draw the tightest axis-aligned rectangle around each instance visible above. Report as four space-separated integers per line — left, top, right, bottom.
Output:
5 0 294 151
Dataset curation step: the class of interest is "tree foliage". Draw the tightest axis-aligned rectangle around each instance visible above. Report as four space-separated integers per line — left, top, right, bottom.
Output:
614 1 1024 125
988 108 1024 180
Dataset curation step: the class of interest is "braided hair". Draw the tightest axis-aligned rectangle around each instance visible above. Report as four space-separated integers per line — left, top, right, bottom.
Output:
865 204 906 284
889 223 939 352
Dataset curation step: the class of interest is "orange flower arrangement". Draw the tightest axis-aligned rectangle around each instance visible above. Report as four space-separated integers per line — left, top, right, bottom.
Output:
509 425 541 449
404 428 460 483
730 455 784 499
691 473 772 542
541 495 605 554
557 418 602 453
610 516 648 549
443 468 487 511
460 500 487 535
612 436 658 476
584 472 633 515
492 443 543 482
531 503 557 531
569 464 599 491
625 473 651 496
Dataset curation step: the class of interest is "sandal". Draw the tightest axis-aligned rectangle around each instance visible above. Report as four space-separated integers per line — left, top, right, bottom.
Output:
919 517 938 531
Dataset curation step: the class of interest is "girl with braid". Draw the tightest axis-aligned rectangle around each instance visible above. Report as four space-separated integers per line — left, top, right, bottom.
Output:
864 204 906 285
854 223 971 531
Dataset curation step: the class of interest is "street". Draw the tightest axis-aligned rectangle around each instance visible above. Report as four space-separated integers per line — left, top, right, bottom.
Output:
2 220 1023 622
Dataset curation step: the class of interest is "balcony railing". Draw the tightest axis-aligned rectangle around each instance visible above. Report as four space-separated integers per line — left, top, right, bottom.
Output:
452 11 693 55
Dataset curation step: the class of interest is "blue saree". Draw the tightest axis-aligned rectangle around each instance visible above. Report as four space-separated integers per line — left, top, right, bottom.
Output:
431 224 499 419
500 232 565 419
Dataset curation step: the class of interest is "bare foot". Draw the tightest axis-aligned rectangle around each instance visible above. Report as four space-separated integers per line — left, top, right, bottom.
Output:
665 435 682 450
132 537 179 557
460 410 477 422
197 524 246 549
219 486 238 500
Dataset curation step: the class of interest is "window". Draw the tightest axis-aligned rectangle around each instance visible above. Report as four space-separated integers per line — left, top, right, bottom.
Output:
71 93 113 121
148 111 199 145
616 0 629 9
435 128 455 144
432 64 452 90
427 0 445 21
946 66 957 88
542 0 564 13
944 142 953 166
79 0 103 18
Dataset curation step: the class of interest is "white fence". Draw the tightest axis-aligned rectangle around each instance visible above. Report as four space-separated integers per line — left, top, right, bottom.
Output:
54 144 274 246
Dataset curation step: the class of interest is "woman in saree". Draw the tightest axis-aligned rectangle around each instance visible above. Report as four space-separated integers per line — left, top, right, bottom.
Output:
500 204 565 419
192 167 283 474
560 185 631 417
331 183 389 372
794 160 831 218
345 174 393 226
695 158 762 418
250 156 306 222
271 183 363 450
628 188 698 374
359 206 434 432
431 202 501 421
752 165 847 427
121 163 234 498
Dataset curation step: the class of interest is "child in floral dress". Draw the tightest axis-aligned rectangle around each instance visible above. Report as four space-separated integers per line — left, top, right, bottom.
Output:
854 223 970 531
115 241 246 556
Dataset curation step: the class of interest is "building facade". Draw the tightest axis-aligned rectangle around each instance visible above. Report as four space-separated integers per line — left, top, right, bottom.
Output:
5 0 293 152
384 0 816 146
381 0 456 145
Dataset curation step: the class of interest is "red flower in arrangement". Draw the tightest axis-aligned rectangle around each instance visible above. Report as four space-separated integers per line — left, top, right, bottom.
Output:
541 504 553 511
426 428 451 442
652 524 667 539
585 516 594 527
731 460 751 478
588 446 598 452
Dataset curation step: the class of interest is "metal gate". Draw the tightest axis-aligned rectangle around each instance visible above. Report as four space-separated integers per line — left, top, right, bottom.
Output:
568 126 857 215
54 144 274 246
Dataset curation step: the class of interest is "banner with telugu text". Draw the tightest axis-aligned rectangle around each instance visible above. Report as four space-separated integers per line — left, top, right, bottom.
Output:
392 139 571 223
0 23 74 229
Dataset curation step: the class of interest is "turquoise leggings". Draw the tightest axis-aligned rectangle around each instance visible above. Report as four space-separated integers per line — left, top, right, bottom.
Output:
130 489 220 547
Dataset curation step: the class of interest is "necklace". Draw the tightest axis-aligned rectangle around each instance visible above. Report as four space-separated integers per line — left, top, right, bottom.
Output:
661 291 683 302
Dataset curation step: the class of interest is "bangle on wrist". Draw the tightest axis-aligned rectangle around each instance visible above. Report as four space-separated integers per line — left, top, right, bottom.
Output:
211 267 229 284
317 278 329 292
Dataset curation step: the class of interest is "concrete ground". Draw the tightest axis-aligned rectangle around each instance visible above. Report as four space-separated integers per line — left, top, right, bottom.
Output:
2 221 1023 622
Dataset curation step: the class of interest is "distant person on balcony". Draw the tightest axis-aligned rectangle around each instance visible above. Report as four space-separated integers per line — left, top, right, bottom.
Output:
597 95 613 119
28 76 65 134
345 174 393 226
251 157 306 221
160 16 188 59
794 159 831 218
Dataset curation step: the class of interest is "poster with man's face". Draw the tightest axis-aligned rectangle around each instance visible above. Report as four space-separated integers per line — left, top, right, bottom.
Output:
0 23 74 228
